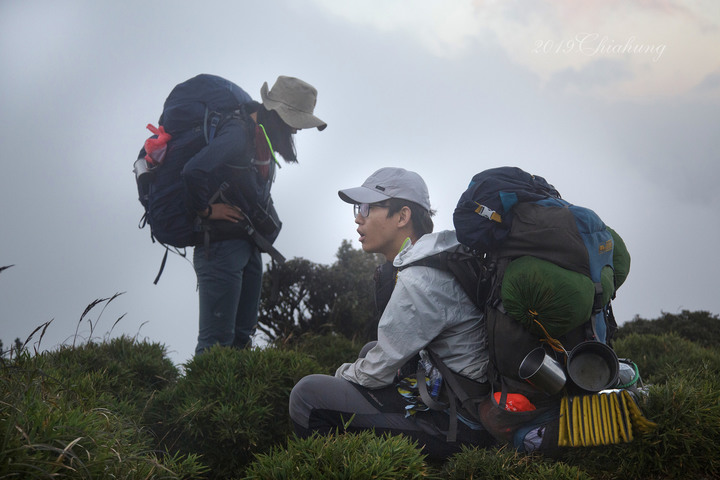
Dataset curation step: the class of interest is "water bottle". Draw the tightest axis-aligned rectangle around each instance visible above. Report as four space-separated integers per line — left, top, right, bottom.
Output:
616 359 639 388
134 157 154 190
419 350 442 397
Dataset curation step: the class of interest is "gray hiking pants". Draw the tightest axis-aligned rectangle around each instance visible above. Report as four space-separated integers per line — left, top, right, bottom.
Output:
289 373 495 459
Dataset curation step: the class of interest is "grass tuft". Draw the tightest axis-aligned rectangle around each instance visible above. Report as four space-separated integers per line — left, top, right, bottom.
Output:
244 430 430 480
145 346 322 479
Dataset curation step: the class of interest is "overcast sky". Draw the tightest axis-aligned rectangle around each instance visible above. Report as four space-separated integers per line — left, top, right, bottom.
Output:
1 0 718 365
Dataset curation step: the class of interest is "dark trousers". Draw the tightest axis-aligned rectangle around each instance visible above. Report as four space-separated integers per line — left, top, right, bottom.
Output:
289 373 496 460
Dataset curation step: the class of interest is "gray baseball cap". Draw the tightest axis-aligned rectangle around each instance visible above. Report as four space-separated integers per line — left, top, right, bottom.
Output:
338 167 431 211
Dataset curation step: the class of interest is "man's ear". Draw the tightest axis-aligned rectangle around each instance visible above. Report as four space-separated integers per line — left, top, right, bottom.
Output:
397 205 412 228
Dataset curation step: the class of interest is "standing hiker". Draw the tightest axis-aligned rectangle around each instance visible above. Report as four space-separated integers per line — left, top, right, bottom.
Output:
189 76 327 355
289 167 495 459
136 74 326 355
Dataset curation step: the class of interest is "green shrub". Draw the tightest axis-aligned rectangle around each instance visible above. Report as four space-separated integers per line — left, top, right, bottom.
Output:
558 371 720 479
0 351 207 479
146 346 322 479
616 310 720 349
442 445 591 480
243 431 430 479
31 336 180 417
276 332 362 374
613 332 720 384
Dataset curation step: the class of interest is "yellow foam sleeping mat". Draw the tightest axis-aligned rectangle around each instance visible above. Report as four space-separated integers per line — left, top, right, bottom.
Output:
558 390 657 447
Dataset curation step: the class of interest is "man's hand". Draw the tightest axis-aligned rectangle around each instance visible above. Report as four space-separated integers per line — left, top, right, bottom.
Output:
201 204 245 223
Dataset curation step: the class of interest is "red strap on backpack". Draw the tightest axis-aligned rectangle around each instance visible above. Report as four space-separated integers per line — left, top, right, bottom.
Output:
144 124 172 165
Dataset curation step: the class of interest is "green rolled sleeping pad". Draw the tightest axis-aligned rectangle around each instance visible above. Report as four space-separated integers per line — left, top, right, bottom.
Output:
501 256 616 337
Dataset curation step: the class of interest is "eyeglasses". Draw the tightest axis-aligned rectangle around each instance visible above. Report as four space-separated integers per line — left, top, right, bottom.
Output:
353 203 389 218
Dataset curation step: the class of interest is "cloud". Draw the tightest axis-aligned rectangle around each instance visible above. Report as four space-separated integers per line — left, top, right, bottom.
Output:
309 0 486 56
310 0 720 99
547 57 634 92
693 69 720 92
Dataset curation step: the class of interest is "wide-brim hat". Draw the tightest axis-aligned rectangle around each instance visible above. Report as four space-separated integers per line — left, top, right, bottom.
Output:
338 167 431 211
261 76 327 131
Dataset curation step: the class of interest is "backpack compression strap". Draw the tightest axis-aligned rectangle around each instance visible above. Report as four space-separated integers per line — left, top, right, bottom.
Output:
416 348 490 443
428 348 490 418
199 182 286 264
152 245 191 285
416 358 460 442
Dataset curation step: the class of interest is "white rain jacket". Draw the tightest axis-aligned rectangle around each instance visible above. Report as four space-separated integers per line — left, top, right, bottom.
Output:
335 230 488 388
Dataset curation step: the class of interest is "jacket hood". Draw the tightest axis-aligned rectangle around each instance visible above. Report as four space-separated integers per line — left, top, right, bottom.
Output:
393 230 461 268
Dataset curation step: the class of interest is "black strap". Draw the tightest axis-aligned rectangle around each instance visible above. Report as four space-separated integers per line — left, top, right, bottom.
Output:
416 360 458 442
243 220 286 263
497 377 509 410
195 183 287 264
428 350 489 416
203 109 222 144
447 386 459 443
201 184 227 259
152 245 189 284
398 250 486 307
153 247 169 285
420 349 491 442
592 281 604 313
416 363 447 412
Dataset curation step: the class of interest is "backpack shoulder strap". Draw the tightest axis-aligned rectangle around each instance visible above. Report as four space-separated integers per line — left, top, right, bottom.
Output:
399 250 490 308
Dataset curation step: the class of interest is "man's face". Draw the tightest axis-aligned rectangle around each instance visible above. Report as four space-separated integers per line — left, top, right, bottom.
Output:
354 202 399 260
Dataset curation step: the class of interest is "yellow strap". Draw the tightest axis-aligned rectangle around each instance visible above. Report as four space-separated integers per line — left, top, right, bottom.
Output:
591 394 603 445
532 318 566 354
600 393 613 443
558 396 569 447
622 390 658 433
572 395 583 446
619 391 634 442
586 395 601 446
581 396 590 446
611 392 631 443
609 393 621 443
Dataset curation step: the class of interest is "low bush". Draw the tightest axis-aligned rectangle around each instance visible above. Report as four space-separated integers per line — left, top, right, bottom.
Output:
613 332 720 384
275 332 362 374
557 370 720 479
33 336 179 417
616 310 720 349
3 303 720 479
442 445 591 480
145 346 322 479
243 431 429 480
0 351 207 479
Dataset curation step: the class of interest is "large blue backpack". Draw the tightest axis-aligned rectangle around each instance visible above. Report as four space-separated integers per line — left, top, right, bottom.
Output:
404 167 631 448
453 166 628 343
135 74 254 281
451 167 630 443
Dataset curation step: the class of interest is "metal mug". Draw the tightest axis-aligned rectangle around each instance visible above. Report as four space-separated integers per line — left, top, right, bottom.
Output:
518 347 567 395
